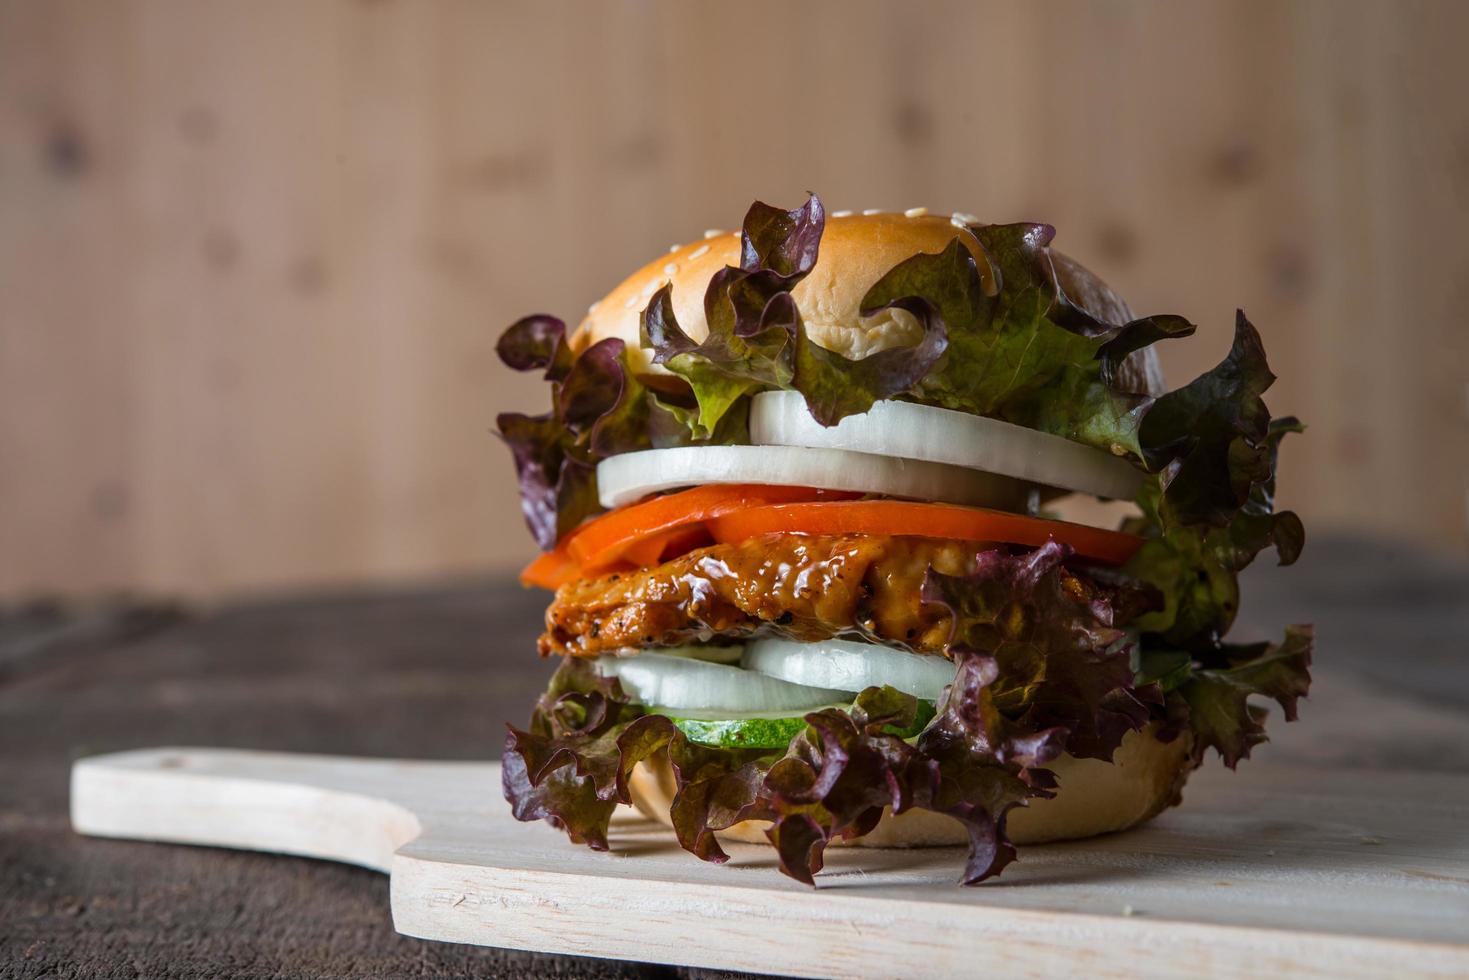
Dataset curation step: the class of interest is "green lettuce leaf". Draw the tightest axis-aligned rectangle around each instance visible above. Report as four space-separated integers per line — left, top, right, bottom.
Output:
1126 412 1305 645
644 195 951 432
1098 314 1197 386
1137 311 1280 530
907 224 1101 416
1122 395 1312 768
1176 625 1314 767
792 294 949 424
640 198 824 435
641 283 788 437
1215 415 1306 567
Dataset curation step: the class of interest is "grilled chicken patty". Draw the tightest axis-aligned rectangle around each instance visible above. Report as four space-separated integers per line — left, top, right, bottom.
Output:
541 534 984 658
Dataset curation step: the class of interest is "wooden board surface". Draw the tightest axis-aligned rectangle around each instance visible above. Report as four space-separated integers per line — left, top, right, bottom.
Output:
71 747 1469 979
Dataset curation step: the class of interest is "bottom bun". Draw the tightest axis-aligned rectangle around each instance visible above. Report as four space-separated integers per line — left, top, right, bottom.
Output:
629 725 1193 847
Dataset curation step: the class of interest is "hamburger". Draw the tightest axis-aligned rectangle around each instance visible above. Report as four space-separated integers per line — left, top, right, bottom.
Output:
495 196 1312 885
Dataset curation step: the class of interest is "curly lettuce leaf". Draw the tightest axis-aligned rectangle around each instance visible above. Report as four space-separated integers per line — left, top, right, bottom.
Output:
1215 415 1306 567
850 237 1295 542
911 651 1067 881
501 657 645 849
505 657 1074 886
644 195 950 432
1176 625 1314 767
1138 311 1280 530
760 688 925 883
792 295 949 424
494 410 573 551
906 225 1100 415
496 318 716 548
1126 413 1305 645
641 198 825 435
1124 396 1312 767
921 541 1158 762
495 315 620 547
753 683 1051 885
852 223 1151 456
1099 314 1197 387
640 283 783 437
665 748 771 864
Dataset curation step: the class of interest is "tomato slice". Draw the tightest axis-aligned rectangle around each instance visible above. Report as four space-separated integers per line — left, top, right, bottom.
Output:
567 483 856 573
519 546 581 590
706 500 1143 565
520 486 1142 590
619 523 715 568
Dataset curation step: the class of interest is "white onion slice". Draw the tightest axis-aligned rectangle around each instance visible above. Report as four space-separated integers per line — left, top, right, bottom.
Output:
750 390 1142 501
742 637 956 701
594 652 848 715
596 444 1033 511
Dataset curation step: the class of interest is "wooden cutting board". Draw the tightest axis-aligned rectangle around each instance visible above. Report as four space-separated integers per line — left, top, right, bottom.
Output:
70 747 1469 979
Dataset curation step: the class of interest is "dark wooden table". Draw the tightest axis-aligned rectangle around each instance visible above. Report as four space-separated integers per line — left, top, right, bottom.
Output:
4 534 1467 978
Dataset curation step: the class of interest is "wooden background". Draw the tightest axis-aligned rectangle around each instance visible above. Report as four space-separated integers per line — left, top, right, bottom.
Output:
2 0 1466 600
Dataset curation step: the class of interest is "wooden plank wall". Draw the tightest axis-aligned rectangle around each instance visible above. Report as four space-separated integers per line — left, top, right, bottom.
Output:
2 0 1466 599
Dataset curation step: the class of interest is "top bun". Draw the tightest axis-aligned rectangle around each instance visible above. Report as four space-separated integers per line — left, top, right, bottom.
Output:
574 210 1164 398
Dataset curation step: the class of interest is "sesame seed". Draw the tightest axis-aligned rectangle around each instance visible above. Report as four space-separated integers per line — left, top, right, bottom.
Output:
641 278 661 297
663 262 678 275
622 295 638 310
904 206 929 218
702 228 725 239
831 209 854 217
861 208 881 216
587 301 600 314
689 244 710 259
668 244 680 253
952 211 980 225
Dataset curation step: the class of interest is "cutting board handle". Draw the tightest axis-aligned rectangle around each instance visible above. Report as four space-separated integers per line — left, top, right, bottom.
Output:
70 747 433 872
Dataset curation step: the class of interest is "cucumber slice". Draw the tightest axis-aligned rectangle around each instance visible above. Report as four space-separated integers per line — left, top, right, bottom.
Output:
672 696 934 752
670 699 938 749
742 637 957 701
670 715 810 749
594 653 847 715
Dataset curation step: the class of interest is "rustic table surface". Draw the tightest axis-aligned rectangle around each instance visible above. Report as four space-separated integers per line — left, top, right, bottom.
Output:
4 534 1468 979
